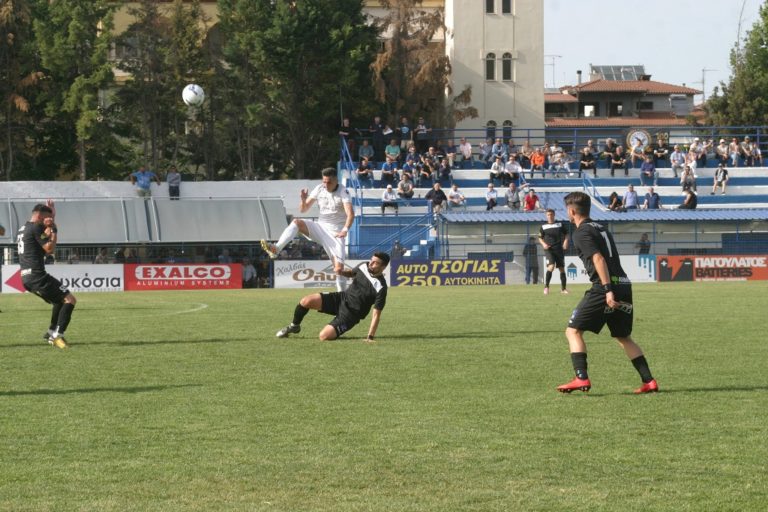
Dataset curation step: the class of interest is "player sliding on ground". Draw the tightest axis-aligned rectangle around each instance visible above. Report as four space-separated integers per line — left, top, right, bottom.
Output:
558 191 658 394
17 200 77 349
275 252 389 342
261 167 354 291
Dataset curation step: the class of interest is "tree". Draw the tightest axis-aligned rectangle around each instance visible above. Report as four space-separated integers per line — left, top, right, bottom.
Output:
706 2 768 126
35 0 115 180
370 0 476 129
0 0 41 180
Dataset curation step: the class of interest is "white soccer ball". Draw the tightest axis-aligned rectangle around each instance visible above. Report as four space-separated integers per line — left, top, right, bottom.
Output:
182 84 205 106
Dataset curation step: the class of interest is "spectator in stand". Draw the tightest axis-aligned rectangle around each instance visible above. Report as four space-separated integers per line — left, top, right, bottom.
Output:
479 137 494 167
413 116 431 153
67 250 80 265
715 139 729 166
505 157 522 185
607 191 624 212
670 144 685 178
490 156 505 185
622 184 639 209
380 157 398 188
358 139 374 162
507 139 519 161
130 165 160 199
400 161 414 181
447 183 467 210
218 248 233 263
750 138 763 166
242 257 257 288
505 182 522 211
698 138 714 167
680 165 697 192
679 189 698 209
530 147 546 178
611 146 629 177
630 138 645 169
404 145 420 167
392 240 407 259
490 137 507 163
642 187 662 210
729 137 742 167
418 152 435 187
711 164 730 195
93 247 109 264
339 116 355 156
166 165 181 200
485 182 498 210
356 157 374 188
442 140 458 169
520 140 534 169
397 116 412 151
522 236 540 285
424 181 447 217
652 136 670 168
458 137 473 169
549 149 572 178
437 158 453 186
397 173 415 202
381 184 399 215
635 233 651 254
385 138 401 165
523 188 542 212
369 115 386 162
740 136 754 166
639 156 657 187
585 139 598 158
579 146 597 177
602 138 618 168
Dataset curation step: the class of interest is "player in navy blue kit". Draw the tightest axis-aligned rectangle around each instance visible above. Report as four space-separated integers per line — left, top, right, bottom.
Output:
539 208 569 295
275 252 390 342
17 201 76 348
558 192 658 394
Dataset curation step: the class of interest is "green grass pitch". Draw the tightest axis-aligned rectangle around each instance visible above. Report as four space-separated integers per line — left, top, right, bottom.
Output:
1 282 767 511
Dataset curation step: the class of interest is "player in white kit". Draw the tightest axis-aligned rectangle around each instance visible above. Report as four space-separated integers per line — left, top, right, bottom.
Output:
262 167 354 291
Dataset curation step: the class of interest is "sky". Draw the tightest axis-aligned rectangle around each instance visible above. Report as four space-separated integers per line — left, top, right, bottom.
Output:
544 0 764 101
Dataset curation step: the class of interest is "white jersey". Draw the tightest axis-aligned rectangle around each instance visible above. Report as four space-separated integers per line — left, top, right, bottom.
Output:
309 182 351 229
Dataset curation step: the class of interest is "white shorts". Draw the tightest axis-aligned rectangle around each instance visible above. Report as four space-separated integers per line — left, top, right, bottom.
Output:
304 220 346 267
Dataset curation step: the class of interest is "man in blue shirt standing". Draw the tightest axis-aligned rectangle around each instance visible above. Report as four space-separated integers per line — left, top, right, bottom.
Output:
642 187 662 209
130 165 160 198
639 156 657 187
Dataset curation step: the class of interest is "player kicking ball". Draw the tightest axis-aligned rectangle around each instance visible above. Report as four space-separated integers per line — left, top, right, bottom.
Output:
275 252 389 342
557 192 658 394
17 200 76 348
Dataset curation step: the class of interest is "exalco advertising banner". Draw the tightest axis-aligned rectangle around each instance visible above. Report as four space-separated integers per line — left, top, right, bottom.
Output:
657 255 768 282
390 259 505 286
2 264 124 293
273 260 381 289
124 264 242 290
563 255 658 284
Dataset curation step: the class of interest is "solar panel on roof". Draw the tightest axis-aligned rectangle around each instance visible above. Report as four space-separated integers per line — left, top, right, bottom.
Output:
591 65 645 81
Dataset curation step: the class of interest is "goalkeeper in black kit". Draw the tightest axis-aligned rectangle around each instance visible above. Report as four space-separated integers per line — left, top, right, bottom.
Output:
275 252 389 342
557 192 658 394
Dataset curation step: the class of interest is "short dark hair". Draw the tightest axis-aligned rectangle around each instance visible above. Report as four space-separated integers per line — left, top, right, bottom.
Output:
321 168 336 178
373 251 391 267
33 204 53 214
546 208 555 214
564 191 591 217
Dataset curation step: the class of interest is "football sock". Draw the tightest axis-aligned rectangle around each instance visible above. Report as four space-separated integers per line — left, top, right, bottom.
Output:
560 272 567 290
275 223 299 252
50 303 63 331
571 352 588 380
545 270 553 287
631 355 654 383
292 304 309 326
336 275 348 292
55 303 75 335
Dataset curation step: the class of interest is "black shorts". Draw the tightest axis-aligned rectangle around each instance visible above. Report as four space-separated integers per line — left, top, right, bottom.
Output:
320 292 361 338
568 285 633 338
22 272 69 304
544 249 565 268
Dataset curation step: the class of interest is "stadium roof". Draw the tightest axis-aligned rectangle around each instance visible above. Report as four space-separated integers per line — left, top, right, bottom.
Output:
545 117 689 128
442 209 768 224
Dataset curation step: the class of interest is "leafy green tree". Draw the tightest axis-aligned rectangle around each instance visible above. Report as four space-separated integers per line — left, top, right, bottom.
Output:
706 2 768 126
35 0 115 180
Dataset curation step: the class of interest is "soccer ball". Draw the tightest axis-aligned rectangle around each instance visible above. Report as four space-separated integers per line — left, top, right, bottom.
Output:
182 84 205 106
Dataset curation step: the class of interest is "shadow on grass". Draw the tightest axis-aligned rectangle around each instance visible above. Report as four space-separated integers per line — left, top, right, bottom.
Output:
383 330 563 341
0 383 201 397
620 385 768 395
1 338 237 349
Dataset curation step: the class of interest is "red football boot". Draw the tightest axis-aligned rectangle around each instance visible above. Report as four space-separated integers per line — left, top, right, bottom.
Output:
557 377 591 393
634 379 659 394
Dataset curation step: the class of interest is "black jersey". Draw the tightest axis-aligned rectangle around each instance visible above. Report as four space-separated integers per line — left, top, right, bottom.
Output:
18 221 49 272
571 219 627 286
343 263 388 318
539 221 568 250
